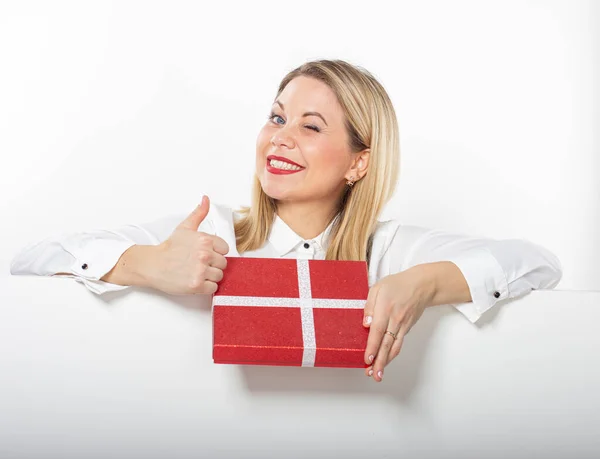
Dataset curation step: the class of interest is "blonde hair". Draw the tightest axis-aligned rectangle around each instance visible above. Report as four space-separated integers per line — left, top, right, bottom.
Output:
234 59 400 263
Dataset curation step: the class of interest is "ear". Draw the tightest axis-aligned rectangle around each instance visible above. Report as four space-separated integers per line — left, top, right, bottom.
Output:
345 149 370 183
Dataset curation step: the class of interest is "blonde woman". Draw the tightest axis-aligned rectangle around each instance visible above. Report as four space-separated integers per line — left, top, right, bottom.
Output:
10 59 562 382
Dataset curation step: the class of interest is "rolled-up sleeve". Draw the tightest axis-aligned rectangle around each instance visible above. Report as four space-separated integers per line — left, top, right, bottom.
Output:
9 213 198 295
384 225 563 323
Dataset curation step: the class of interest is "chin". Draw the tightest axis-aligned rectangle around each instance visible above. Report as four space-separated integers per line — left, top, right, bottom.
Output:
255 170 281 198
260 183 291 202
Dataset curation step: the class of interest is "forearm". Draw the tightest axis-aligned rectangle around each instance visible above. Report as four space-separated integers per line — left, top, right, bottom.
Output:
100 244 159 288
412 261 472 307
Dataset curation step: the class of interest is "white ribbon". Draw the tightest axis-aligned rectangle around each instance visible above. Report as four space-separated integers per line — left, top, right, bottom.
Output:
212 259 365 366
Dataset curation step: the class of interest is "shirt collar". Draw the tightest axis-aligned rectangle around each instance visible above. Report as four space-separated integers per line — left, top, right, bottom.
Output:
269 214 337 256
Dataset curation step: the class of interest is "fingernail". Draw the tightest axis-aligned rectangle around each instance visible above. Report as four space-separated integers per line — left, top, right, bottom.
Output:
364 316 372 325
368 369 373 376
377 370 383 380
369 355 374 363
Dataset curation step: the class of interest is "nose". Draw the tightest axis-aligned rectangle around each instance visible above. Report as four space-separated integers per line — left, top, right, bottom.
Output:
270 124 296 149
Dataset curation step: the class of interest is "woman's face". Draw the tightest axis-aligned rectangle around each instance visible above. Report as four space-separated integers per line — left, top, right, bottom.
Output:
256 76 358 205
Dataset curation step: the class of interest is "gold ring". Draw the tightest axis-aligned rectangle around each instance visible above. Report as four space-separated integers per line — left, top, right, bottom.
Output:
385 330 397 340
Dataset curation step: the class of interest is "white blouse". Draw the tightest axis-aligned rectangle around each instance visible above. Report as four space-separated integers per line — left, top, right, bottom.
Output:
9 201 563 323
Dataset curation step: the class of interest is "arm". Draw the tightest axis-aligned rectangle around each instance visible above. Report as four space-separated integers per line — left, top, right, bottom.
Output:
9 212 200 295
98 244 160 287
395 227 563 323
363 225 563 381
414 260 472 305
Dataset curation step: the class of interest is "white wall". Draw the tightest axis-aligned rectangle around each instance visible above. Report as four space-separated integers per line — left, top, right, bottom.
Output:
1 1 598 458
1 0 598 290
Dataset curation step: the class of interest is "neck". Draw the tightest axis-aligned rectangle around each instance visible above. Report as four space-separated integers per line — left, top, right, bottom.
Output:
276 200 339 240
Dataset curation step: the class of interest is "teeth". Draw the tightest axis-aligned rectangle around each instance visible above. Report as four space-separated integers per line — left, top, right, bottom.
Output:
269 159 302 171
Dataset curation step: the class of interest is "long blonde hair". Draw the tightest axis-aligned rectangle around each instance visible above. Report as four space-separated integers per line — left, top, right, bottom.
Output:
234 59 400 263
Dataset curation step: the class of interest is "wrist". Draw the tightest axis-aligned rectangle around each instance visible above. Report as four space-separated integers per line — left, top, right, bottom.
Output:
103 244 160 289
405 263 438 307
412 261 471 306
131 244 164 289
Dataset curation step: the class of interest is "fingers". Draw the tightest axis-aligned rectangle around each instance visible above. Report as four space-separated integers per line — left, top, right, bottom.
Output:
383 320 409 365
204 266 224 283
367 322 407 382
363 284 378 328
364 304 388 365
210 235 230 256
209 253 228 270
387 334 405 366
371 330 397 381
201 253 227 286
201 280 218 295
363 286 380 364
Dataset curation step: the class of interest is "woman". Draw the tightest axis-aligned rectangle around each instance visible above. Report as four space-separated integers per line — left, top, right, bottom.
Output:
10 59 563 382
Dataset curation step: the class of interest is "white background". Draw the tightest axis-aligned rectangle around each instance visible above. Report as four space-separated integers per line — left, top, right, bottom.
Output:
1 1 599 458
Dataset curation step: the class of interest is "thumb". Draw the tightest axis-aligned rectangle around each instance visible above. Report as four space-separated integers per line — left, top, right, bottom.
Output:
179 195 210 231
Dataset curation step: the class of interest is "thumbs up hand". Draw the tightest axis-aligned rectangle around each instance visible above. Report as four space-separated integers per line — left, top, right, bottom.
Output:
149 196 230 295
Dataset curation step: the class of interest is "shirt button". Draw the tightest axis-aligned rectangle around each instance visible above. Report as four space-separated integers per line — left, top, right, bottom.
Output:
494 291 500 298
303 243 310 249
81 263 88 270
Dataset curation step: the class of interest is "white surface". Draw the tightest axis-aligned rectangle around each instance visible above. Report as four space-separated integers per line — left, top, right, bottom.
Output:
1 277 599 459
0 0 598 290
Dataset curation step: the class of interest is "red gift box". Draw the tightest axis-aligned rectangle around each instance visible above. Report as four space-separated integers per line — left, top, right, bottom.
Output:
212 257 370 367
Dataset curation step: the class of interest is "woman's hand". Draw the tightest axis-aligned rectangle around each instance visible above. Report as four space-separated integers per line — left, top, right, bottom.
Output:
362 266 434 381
362 262 471 382
147 196 229 296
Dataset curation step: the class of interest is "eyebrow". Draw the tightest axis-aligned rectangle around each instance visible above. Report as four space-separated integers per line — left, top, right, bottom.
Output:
274 100 328 126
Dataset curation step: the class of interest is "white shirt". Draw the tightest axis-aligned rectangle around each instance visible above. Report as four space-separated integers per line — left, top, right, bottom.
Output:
9 202 563 323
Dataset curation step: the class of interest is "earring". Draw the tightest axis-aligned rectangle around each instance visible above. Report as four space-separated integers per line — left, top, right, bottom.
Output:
346 176 355 187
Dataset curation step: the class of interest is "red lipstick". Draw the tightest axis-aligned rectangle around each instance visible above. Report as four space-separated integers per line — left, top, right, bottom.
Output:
266 155 305 175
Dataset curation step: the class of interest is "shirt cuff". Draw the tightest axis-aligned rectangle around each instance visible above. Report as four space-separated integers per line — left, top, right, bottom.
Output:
66 237 137 295
446 247 509 323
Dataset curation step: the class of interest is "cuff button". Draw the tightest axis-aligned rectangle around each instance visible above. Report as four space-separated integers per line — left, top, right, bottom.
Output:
494 291 500 298
81 263 88 270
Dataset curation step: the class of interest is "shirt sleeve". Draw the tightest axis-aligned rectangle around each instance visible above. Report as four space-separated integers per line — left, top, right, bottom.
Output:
384 224 563 323
9 212 213 295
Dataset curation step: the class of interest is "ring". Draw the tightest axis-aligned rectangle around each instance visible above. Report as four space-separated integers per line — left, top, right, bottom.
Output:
385 330 397 340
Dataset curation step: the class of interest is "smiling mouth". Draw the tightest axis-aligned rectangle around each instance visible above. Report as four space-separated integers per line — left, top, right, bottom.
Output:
268 158 304 171
266 155 305 173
